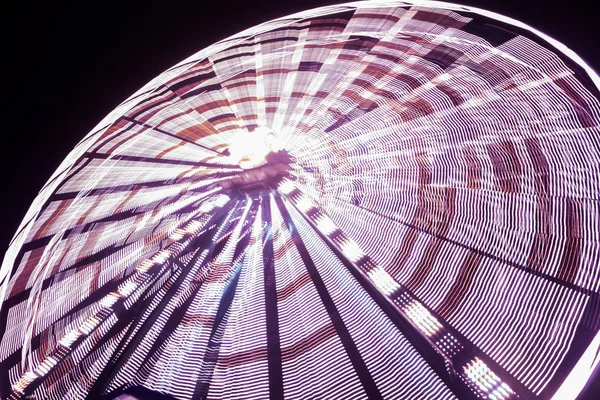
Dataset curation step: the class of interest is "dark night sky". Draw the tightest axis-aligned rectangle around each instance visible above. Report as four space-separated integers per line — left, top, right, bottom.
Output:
2 0 599 252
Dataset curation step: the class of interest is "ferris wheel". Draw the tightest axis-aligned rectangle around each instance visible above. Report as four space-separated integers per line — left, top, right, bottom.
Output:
1 1 600 399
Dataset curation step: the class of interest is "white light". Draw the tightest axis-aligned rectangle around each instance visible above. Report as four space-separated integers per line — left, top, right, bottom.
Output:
153 250 170 264
214 194 230 206
199 202 216 213
118 281 138 297
12 371 37 393
501 383 513 394
170 228 186 241
315 215 338 235
368 266 401 295
496 386 509 398
186 220 203 233
404 301 442 338
463 358 514 397
296 197 314 213
278 179 295 195
80 316 101 334
58 329 82 347
35 356 58 376
137 259 154 273
199 194 230 213
99 293 120 308
340 238 364 262
228 126 276 169
404 301 441 337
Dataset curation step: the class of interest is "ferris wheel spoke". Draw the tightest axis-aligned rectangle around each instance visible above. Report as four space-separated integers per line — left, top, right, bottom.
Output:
259 194 284 400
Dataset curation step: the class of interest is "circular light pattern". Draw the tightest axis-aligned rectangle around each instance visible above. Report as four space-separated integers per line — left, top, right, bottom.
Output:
1 1 599 399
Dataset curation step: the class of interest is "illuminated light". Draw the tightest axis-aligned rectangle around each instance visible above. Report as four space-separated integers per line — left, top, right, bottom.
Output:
11 371 37 393
315 215 338 235
228 126 277 169
347 69 361 79
296 197 314 213
170 228 186 241
486 373 501 386
58 329 82 348
80 316 101 334
215 195 229 207
368 267 401 295
118 281 138 297
198 194 230 213
494 386 509 399
463 358 514 397
405 312 436 336
278 179 295 195
153 250 171 264
35 356 58 376
403 300 443 337
464 364 490 392
137 259 155 273
214 194 230 207
99 293 120 308
186 220 203 233
340 238 364 263
199 201 216 213
501 383 514 394
407 55 419 64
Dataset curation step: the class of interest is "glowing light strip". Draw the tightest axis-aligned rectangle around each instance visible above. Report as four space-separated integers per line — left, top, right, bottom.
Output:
402 300 443 337
463 357 516 400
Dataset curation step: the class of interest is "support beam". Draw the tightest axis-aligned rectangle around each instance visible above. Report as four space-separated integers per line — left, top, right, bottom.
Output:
274 195 384 400
261 195 284 400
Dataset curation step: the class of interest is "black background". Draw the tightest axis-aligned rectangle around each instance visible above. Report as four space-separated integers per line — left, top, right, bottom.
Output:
1 0 599 397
